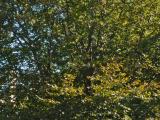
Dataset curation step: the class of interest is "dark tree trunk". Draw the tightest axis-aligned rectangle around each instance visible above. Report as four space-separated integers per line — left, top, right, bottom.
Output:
84 78 93 96
74 66 95 96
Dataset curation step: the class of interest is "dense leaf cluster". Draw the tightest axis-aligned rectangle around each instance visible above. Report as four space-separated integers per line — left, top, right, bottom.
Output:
0 0 160 119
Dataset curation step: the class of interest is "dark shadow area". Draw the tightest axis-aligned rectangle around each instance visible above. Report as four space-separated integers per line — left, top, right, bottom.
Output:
120 96 156 120
1 94 160 120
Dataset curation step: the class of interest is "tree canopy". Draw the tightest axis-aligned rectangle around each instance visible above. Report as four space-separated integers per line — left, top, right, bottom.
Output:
0 0 160 119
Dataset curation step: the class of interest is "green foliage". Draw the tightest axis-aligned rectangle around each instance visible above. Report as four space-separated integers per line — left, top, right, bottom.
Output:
0 0 160 119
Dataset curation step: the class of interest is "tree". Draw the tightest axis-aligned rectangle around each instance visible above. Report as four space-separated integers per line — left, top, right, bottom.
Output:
0 0 160 119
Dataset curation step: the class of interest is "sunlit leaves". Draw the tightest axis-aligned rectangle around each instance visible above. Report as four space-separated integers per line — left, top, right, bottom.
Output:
0 0 160 119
